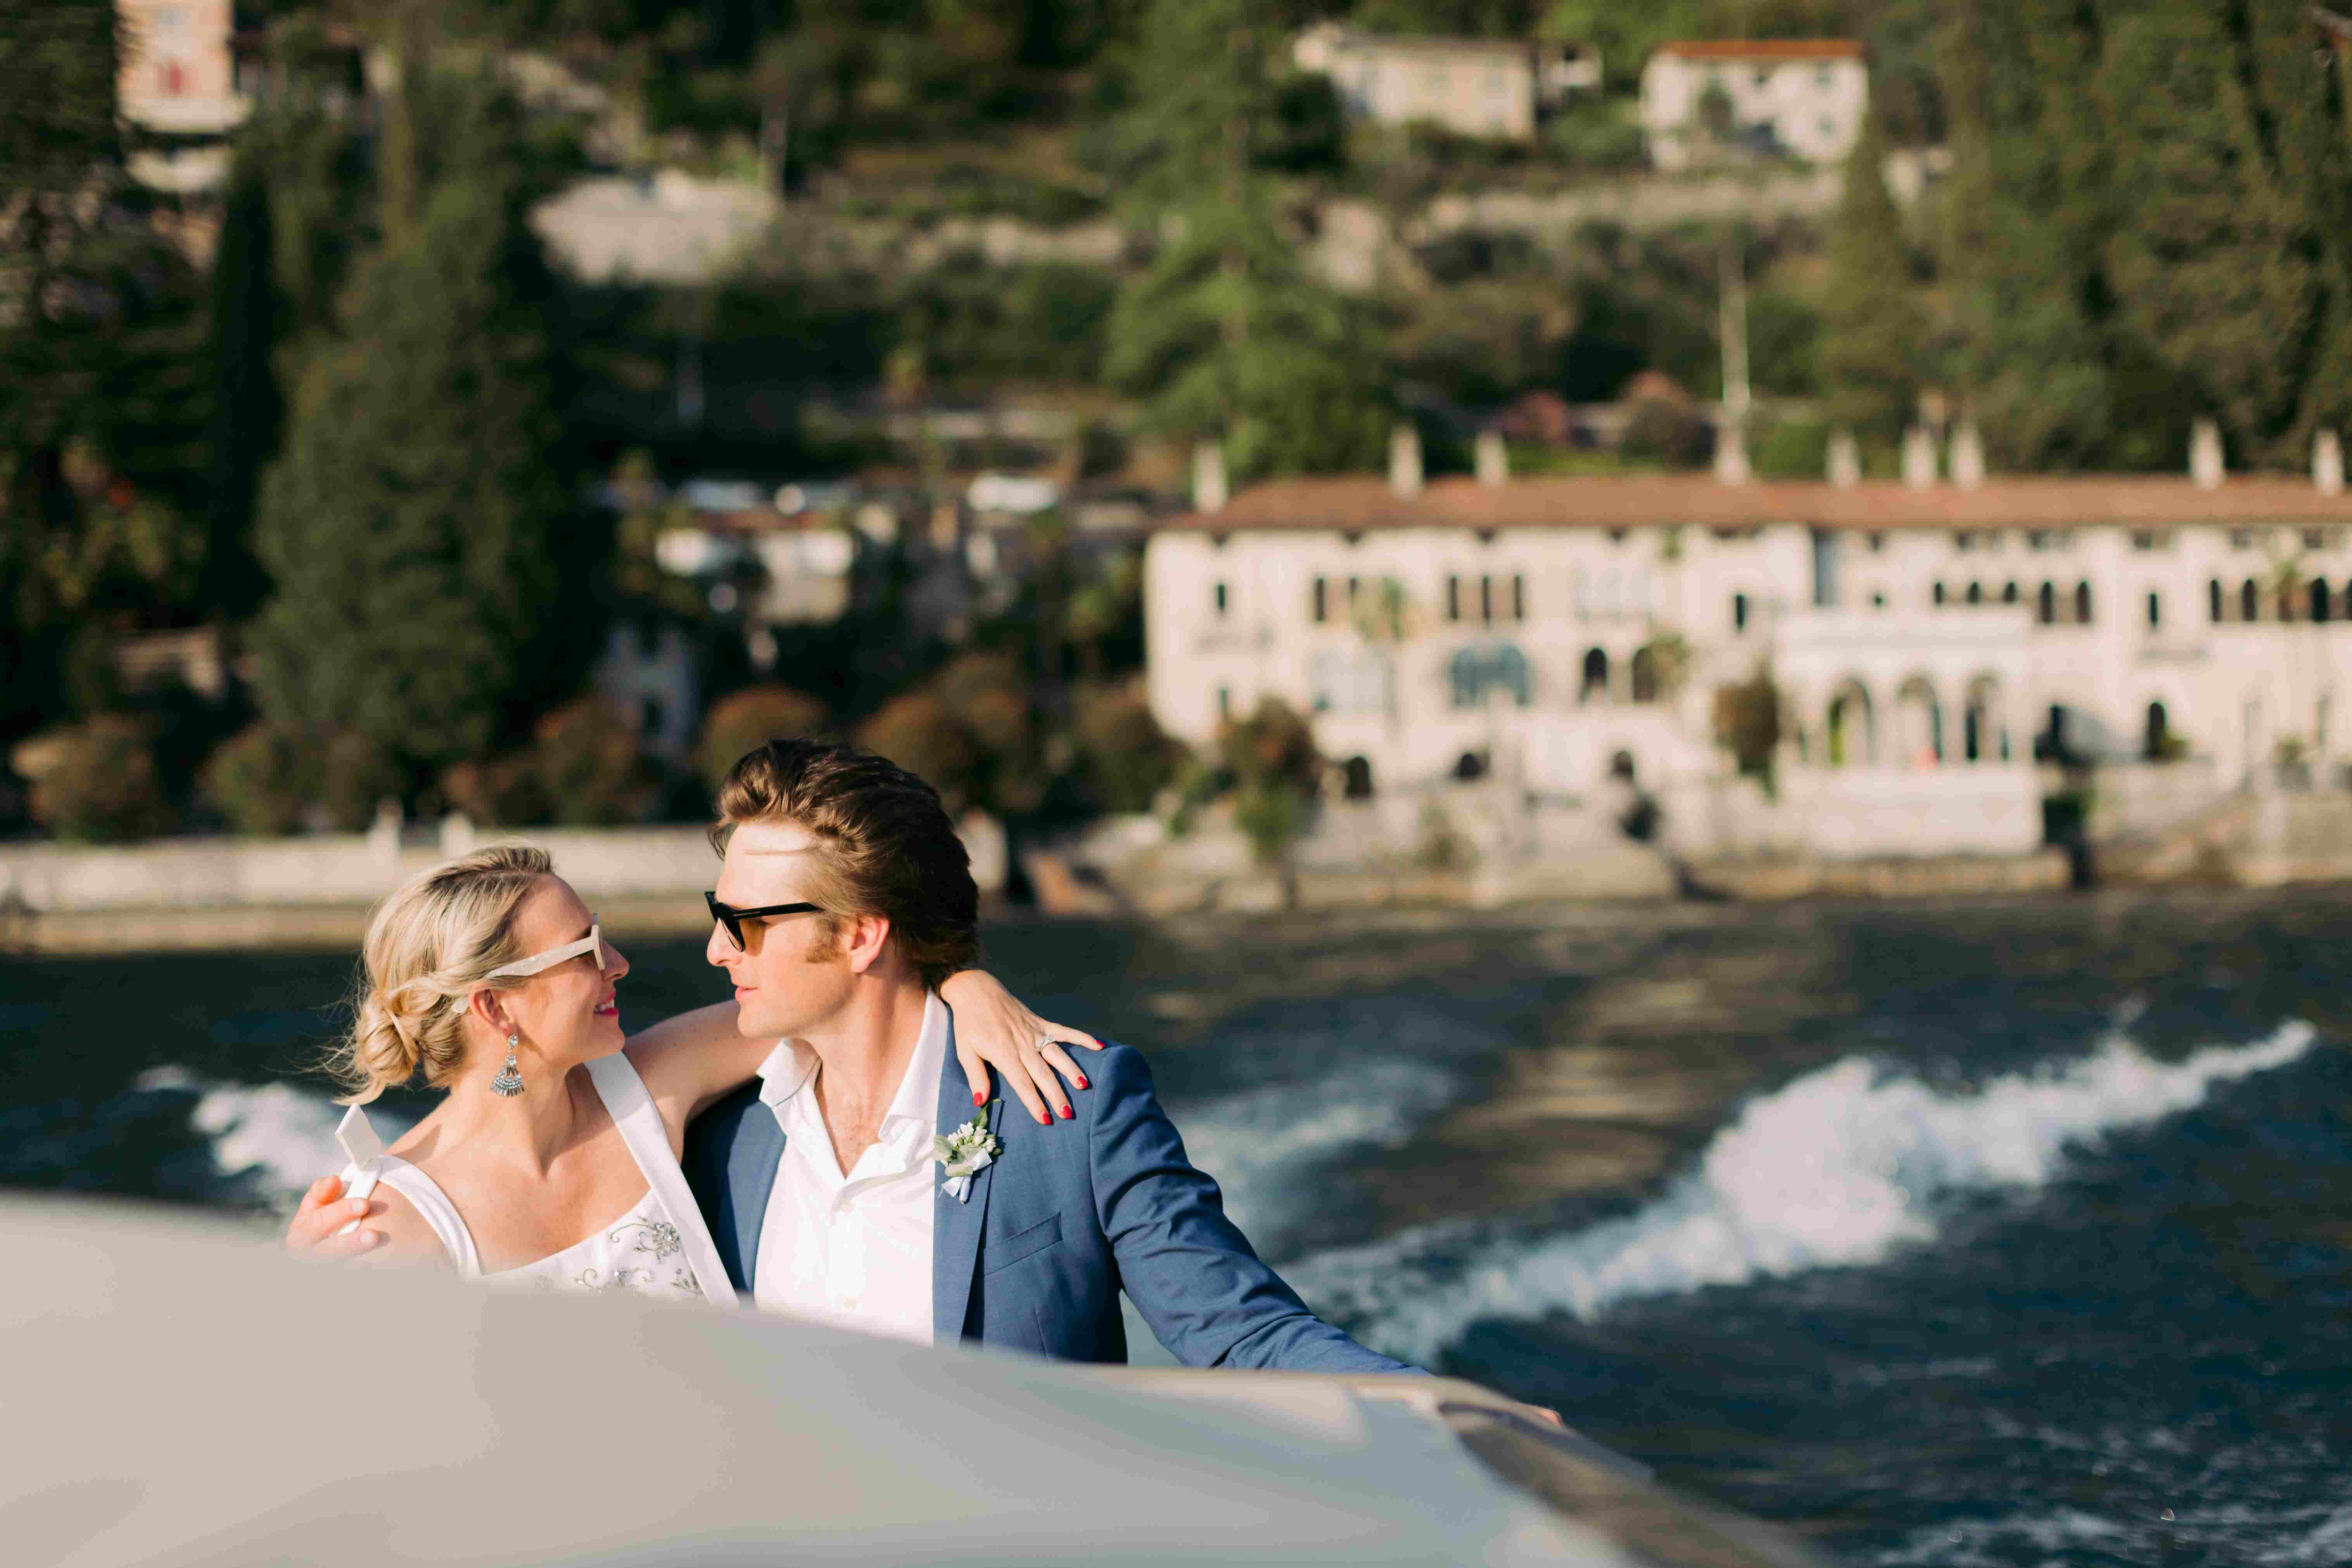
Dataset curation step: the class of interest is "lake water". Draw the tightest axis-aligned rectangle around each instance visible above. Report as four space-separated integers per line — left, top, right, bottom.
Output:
7 890 2350 1565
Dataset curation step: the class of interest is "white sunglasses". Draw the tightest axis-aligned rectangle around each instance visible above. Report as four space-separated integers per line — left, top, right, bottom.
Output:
483 921 614 980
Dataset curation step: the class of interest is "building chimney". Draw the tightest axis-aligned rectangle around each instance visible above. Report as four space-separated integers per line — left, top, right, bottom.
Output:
1474 429 1509 488
2190 418 2225 490
1901 424 1938 490
1389 422 1423 498
1948 417 1986 491
2317 429 2345 496
1191 439 1228 513
1827 427 1860 489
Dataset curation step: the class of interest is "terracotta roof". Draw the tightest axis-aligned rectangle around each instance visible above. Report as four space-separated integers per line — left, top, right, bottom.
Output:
1161 475 2352 533
1655 39 1865 61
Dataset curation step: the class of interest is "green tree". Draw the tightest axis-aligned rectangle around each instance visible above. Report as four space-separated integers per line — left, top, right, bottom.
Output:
1102 0 1390 477
248 73 582 787
0 0 210 747
1218 696 1320 908
198 149 283 620
1817 110 1926 445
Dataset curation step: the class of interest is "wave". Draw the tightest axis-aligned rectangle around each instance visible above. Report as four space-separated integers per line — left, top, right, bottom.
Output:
1287 1022 2319 1366
136 1066 415 1209
1173 1056 1458 1238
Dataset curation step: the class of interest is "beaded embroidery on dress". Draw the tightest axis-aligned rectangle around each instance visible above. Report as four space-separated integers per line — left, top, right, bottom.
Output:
492 1188 705 1299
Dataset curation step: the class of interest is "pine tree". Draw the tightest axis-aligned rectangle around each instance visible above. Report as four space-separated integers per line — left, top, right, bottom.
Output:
198 149 282 620
0 0 209 739
248 76 581 782
1816 109 1926 448
1103 0 1389 478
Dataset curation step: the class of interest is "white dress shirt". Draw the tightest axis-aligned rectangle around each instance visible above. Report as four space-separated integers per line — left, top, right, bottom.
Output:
749 992 945 1344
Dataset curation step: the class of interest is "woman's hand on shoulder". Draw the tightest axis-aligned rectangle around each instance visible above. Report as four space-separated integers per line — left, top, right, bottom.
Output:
938 969 1103 1128
283 1174 447 1271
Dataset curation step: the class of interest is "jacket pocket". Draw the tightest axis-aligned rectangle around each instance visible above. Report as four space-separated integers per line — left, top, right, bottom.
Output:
983 1211 1062 1276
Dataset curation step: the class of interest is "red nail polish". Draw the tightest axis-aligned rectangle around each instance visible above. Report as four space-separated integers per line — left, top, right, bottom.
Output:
1036 1110 1049 1124
1075 1077 1089 1091
1059 1105 1073 1120
973 1089 986 1107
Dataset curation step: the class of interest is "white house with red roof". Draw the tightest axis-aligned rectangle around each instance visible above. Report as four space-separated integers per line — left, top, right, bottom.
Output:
1640 40 1868 169
1143 428 2352 864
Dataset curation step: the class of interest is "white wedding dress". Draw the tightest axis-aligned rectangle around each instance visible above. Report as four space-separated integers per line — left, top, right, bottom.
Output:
339 1053 731 1302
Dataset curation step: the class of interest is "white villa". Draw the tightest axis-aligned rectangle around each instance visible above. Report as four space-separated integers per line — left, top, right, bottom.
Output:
1143 431 2352 864
1291 23 1601 143
117 0 248 193
1640 40 1867 169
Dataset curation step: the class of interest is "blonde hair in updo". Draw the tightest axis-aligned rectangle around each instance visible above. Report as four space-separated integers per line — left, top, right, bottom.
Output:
327 845 554 1105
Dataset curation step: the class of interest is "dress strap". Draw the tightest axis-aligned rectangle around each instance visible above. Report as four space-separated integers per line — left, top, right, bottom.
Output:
351 1157 485 1277
586 1053 733 1303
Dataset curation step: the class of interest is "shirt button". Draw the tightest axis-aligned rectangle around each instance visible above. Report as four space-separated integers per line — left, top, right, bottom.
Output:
840 1297 859 1311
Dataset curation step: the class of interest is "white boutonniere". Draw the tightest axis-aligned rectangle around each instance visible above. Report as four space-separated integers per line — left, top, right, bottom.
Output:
935 1102 1002 1203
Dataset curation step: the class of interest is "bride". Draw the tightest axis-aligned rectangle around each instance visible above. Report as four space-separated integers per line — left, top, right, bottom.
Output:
292 844 1095 1296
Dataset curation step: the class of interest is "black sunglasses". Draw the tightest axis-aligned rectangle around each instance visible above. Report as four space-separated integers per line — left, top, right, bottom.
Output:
705 892 823 951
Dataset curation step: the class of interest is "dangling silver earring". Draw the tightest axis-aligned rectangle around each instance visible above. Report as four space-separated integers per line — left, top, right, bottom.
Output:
491 1033 525 1098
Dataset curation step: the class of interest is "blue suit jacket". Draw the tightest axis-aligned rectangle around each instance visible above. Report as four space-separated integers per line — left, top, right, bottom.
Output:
681 1018 1412 1373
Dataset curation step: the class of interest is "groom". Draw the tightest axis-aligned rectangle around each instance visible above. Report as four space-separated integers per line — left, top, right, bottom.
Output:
681 738 1410 1371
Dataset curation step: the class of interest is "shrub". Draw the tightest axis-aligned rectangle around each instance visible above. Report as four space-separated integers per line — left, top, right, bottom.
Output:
317 730 405 832
1072 681 1186 813
14 717 174 843
439 754 553 828
695 685 831 795
200 721 309 835
533 698 655 826
855 689 981 809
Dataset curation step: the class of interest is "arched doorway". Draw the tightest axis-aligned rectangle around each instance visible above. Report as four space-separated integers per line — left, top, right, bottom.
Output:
1629 646 1660 703
2144 701 2171 761
2037 582 2057 624
2074 581 2093 623
1962 676 2003 764
1580 647 1609 704
1340 756 1375 799
1894 676 1943 766
2241 578 2261 621
1826 681 1875 768
2313 580 2333 624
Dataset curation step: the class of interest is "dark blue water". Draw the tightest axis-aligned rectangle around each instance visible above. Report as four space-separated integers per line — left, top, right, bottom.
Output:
6 891 2349 1563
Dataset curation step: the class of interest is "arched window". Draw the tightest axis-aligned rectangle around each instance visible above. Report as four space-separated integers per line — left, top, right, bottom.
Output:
2209 579 2224 622
1630 646 1660 703
2037 582 2056 625
1450 643 1533 710
2146 590 2162 629
1932 582 1947 606
1341 756 1376 799
2074 581 2093 624
2144 701 2171 761
2313 579 2333 624
2002 581 2020 605
1580 647 1609 703
2242 578 2261 622
1965 582 1983 605
1963 677 2001 765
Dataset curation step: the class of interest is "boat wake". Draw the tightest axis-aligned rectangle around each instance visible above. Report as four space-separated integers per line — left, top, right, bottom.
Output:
1287 1022 2319 1366
135 1066 415 1209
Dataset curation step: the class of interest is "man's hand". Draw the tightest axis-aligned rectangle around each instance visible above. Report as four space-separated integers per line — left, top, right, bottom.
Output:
284 1174 387 1260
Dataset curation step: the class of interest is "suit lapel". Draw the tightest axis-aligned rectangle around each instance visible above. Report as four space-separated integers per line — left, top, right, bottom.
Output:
725 1096 788 1295
932 1013 999 1342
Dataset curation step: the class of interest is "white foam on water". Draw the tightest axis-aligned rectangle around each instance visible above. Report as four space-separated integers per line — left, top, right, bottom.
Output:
137 1066 416 1207
1288 1022 2319 1365
1174 1057 1457 1236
